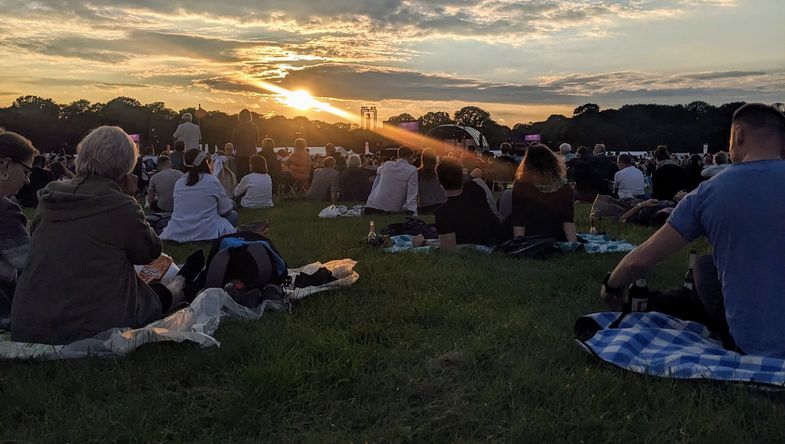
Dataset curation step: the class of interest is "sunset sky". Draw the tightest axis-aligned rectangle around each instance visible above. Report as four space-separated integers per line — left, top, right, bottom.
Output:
1 0 783 125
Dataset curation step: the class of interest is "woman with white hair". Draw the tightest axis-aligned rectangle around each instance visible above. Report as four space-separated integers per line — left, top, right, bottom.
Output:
339 153 374 201
11 126 196 344
160 148 238 242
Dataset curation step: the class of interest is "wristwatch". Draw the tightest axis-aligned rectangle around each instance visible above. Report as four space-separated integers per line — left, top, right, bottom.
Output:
602 272 624 293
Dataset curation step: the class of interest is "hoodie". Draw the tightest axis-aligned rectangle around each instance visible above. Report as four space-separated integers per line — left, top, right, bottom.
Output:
11 175 163 344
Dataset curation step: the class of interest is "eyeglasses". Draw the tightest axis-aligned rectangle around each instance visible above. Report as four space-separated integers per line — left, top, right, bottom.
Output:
15 160 33 177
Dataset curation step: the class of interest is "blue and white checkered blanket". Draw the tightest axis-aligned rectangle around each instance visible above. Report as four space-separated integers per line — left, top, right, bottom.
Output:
559 233 636 254
575 311 785 387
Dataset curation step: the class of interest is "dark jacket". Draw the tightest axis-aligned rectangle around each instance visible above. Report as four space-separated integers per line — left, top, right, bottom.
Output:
0 198 29 320
260 147 282 186
11 175 163 344
16 167 54 208
652 161 688 201
231 122 260 159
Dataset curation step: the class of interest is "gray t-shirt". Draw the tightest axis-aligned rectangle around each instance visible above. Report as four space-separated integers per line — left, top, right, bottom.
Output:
148 168 183 213
306 167 340 201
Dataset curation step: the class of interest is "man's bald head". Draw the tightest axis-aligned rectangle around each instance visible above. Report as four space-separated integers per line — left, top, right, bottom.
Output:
730 103 785 162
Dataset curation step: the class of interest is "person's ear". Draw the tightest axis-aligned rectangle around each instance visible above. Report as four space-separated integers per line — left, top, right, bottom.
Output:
0 158 10 171
732 124 745 147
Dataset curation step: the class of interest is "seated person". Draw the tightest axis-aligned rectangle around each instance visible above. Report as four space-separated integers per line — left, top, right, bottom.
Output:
146 155 183 213
306 156 340 203
11 126 197 344
651 145 688 201
417 148 446 214
161 149 238 243
16 155 53 208
365 145 418 215
234 154 273 209
284 138 312 190
511 143 577 242
601 104 785 357
701 151 730 178
613 153 646 199
340 154 374 202
434 158 502 251
469 168 503 221
0 130 37 320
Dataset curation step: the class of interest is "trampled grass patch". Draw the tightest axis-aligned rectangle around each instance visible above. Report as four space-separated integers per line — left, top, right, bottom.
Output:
3 200 785 442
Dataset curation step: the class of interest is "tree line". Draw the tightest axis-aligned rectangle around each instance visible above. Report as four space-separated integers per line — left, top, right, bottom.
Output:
1 95 779 154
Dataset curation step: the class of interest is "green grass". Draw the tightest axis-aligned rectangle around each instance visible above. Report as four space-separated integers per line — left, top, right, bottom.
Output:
3 200 785 442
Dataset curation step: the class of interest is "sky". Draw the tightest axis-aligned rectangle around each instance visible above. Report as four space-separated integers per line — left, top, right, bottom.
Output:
0 0 783 125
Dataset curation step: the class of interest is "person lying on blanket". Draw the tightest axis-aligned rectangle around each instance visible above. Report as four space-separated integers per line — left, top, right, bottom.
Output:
600 103 785 358
434 158 503 251
10 126 204 345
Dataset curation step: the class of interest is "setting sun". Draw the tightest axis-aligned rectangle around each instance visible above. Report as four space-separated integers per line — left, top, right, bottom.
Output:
283 90 317 110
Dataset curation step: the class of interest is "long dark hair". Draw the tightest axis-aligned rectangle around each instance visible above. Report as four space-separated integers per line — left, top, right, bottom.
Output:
184 149 211 186
418 148 438 179
515 143 565 185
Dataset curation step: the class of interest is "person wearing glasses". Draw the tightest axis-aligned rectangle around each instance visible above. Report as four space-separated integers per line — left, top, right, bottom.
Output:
0 130 37 323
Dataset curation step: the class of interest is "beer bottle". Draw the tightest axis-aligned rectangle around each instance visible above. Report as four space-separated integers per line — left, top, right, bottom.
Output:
683 249 697 291
367 220 378 244
626 278 650 312
590 226 598 235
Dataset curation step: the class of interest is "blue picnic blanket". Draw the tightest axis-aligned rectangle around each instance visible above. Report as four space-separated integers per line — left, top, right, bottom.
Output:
575 311 785 387
384 235 493 254
558 233 636 254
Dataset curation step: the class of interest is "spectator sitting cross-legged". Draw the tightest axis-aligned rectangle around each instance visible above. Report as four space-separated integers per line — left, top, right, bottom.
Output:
146 155 183 213
365 145 419 215
160 148 238 243
234 154 273 209
434 157 502 251
306 156 341 203
339 154 374 202
11 126 202 345
0 130 37 320
601 103 785 357
511 143 577 242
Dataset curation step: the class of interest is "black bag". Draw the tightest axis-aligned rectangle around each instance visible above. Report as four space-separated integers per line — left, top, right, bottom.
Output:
145 213 171 236
493 236 561 259
203 232 289 290
381 217 439 239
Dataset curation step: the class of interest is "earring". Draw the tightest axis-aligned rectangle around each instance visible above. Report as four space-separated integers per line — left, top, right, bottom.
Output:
0 173 8 181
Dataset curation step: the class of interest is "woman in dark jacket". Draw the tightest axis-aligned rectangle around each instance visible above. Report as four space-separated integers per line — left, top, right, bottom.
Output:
0 130 37 320
511 143 577 242
231 109 259 179
339 154 374 201
11 126 196 344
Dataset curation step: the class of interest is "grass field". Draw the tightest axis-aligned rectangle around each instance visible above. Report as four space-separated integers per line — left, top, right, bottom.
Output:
2 199 784 442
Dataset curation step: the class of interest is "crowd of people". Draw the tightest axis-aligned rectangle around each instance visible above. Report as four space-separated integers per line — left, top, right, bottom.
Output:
0 103 784 361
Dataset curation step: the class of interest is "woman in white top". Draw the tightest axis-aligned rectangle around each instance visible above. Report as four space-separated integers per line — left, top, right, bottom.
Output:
234 154 274 209
160 149 238 243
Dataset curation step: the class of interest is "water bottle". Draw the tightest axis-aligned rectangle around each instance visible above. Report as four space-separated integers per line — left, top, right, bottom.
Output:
683 249 697 291
625 278 650 312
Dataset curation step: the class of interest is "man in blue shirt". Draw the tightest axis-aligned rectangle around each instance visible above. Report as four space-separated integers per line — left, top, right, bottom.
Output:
601 103 785 357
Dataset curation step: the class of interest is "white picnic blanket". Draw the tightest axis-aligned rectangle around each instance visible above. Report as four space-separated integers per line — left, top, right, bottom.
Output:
318 204 364 218
0 259 359 360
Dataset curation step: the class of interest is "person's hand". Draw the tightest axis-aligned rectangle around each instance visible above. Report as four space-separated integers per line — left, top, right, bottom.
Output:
120 173 138 196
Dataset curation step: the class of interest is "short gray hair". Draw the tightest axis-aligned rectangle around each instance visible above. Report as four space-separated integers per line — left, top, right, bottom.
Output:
182 113 192 122
76 126 138 180
347 154 361 168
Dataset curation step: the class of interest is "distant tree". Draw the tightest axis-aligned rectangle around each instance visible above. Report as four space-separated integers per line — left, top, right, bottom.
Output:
453 106 491 129
387 113 416 124
573 103 600 116
419 111 453 132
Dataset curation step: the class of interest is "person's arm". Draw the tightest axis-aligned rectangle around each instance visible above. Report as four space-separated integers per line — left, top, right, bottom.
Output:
147 178 158 205
123 201 163 265
439 233 457 252
510 183 527 238
234 176 248 198
330 171 340 204
562 222 577 243
173 125 180 140
213 178 235 215
404 170 418 214
604 224 689 295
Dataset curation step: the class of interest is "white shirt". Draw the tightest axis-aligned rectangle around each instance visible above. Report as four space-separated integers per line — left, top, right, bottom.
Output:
366 159 418 214
234 173 273 209
613 166 646 199
173 122 201 151
160 173 236 242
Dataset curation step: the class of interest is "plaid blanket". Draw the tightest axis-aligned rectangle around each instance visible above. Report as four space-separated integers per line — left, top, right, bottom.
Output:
575 311 785 387
558 233 636 254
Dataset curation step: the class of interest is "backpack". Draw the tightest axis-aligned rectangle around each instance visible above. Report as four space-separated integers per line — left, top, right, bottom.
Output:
493 236 561 260
145 213 171 236
381 217 439 239
203 232 289 290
